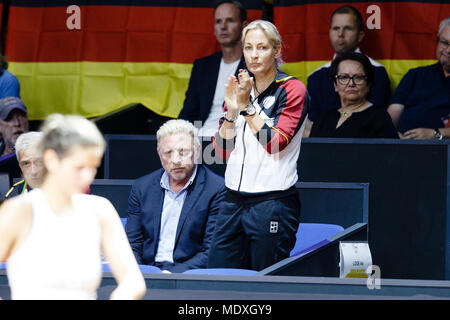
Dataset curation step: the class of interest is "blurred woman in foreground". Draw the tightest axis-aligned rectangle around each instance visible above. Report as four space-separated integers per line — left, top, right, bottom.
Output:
0 114 146 300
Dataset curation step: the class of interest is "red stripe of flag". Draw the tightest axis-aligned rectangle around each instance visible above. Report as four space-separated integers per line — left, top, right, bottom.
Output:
6 5 261 63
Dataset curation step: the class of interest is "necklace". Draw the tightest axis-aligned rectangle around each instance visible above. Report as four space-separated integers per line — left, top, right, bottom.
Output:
254 84 261 97
338 101 367 117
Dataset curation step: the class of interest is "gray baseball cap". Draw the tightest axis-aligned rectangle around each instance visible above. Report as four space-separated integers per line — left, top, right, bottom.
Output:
0 97 27 120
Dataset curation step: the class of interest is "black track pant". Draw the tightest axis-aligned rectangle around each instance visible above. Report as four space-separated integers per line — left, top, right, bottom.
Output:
207 186 300 271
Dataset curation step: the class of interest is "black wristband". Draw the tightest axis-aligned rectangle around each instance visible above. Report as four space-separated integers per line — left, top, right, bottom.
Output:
222 112 238 123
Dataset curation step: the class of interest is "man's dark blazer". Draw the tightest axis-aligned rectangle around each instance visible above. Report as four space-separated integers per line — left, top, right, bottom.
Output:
0 153 21 186
178 51 247 123
125 164 226 273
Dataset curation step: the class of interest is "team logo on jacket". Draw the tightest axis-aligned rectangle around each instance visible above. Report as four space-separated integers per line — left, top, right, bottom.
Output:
270 221 278 233
262 96 275 109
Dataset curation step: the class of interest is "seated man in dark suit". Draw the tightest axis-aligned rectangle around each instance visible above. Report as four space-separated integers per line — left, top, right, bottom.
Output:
125 119 226 273
178 0 248 137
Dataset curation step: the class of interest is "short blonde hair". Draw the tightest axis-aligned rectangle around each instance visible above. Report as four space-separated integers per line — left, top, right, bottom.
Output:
241 19 284 67
156 119 200 152
39 113 105 158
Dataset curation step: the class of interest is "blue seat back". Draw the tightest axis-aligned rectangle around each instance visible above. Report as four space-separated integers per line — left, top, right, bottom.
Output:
290 223 344 256
138 264 162 273
183 268 257 276
102 263 162 273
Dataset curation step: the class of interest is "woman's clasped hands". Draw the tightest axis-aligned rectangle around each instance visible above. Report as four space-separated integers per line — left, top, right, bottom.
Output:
224 69 254 117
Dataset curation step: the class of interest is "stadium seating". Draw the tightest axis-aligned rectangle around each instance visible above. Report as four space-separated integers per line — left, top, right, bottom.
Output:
290 223 344 257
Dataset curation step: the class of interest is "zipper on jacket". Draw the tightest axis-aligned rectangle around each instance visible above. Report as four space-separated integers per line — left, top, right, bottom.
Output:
237 122 247 191
237 107 264 192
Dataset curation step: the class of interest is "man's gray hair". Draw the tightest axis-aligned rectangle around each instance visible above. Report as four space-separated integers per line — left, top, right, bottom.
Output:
438 16 450 38
156 119 201 151
15 131 44 160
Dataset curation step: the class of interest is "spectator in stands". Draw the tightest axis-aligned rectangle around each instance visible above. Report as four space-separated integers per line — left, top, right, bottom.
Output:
0 97 29 182
208 20 307 271
304 5 391 137
0 114 145 300
0 55 21 175
125 119 226 273
5 132 44 200
0 97 28 157
387 16 450 140
178 0 248 136
0 55 20 99
310 52 398 138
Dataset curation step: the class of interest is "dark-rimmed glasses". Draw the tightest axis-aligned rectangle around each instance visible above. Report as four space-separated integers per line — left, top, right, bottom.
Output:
335 74 367 85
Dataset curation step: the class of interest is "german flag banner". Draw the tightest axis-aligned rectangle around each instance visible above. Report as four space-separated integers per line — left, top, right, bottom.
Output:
5 1 262 120
0 0 3 24
0 0 3 37
275 0 450 92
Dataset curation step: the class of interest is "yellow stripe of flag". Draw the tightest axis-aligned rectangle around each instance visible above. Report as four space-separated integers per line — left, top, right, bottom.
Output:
9 61 193 120
8 59 438 120
280 59 437 93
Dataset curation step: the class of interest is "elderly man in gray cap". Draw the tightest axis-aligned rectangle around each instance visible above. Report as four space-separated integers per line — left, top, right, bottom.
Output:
0 97 29 157
0 97 29 188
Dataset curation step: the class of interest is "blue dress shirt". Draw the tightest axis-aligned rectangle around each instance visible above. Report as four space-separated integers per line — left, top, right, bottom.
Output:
154 165 198 263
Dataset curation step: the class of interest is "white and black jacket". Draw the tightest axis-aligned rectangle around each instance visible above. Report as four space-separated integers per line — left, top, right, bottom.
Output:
214 70 309 193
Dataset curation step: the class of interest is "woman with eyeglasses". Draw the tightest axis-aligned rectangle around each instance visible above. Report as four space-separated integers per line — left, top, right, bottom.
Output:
310 51 398 138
